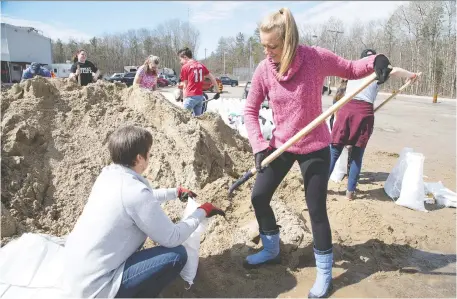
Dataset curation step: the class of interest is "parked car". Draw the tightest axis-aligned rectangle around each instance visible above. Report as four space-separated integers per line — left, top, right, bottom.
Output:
203 77 223 92
165 74 177 85
106 72 135 86
243 81 269 108
105 73 124 82
220 76 238 87
157 77 170 87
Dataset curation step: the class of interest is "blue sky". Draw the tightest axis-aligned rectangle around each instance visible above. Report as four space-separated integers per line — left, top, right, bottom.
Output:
1 1 406 59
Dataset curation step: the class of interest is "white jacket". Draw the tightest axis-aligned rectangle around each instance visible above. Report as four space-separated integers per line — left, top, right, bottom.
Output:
62 164 205 298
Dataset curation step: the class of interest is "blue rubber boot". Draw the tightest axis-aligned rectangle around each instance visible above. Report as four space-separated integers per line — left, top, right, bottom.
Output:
308 247 333 298
243 229 280 269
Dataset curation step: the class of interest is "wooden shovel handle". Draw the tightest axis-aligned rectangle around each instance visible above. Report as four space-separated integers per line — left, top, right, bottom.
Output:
374 72 422 112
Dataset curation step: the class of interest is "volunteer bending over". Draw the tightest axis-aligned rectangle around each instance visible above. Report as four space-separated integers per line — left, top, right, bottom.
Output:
329 49 419 200
21 62 51 82
62 125 224 298
243 8 395 298
133 55 159 91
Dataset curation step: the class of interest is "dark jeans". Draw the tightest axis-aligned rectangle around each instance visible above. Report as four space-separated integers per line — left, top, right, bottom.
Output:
329 145 365 192
115 245 187 298
251 147 332 251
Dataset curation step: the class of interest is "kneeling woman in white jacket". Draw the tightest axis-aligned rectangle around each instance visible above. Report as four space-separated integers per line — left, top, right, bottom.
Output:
63 125 224 298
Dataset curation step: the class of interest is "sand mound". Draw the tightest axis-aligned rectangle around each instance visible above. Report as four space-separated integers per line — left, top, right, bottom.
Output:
1 77 254 238
1 77 455 298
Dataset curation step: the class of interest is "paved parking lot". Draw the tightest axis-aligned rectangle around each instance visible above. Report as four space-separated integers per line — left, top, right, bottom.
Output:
161 84 456 189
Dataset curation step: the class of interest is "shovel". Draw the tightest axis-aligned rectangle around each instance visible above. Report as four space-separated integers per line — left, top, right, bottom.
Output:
203 94 220 104
374 72 422 112
228 70 401 195
76 64 82 86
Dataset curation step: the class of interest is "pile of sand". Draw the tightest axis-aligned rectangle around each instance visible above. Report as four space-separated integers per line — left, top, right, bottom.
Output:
1 77 455 298
1 77 254 238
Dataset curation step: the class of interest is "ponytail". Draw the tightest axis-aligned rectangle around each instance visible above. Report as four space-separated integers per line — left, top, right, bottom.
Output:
260 7 299 77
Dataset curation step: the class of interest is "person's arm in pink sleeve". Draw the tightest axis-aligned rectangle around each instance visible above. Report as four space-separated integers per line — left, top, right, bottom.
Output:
244 63 270 154
133 66 144 87
317 47 377 80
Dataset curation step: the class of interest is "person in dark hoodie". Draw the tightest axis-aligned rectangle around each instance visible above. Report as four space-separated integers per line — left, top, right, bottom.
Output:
21 62 51 82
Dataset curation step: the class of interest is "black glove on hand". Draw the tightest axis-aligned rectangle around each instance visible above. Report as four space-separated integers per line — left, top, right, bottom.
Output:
213 92 220 100
255 146 273 173
373 54 393 85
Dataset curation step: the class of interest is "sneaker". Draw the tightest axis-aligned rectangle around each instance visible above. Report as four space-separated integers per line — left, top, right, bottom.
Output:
346 190 355 200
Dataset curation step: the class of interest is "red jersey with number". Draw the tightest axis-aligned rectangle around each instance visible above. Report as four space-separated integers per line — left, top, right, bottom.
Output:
180 60 209 97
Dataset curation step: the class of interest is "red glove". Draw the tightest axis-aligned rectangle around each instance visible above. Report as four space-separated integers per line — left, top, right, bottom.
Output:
177 187 197 202
198 203 226 218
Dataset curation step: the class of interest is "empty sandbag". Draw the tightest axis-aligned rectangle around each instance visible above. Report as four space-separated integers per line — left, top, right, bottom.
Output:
180 198 208 288
330 146 349 182
384 147 414 200
395 152 428 212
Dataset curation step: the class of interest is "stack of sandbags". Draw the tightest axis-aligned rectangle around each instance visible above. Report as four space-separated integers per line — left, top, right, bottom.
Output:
207 98 274 141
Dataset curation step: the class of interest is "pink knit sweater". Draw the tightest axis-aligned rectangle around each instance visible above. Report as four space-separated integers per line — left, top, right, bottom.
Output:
244 44 377 155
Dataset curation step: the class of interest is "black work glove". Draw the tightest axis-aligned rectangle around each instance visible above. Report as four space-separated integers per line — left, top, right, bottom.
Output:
373 54 393 85
213 92 220 100
254 146 273 173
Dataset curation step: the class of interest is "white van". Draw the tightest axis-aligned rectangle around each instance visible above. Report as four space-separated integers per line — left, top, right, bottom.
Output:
50 63 73 78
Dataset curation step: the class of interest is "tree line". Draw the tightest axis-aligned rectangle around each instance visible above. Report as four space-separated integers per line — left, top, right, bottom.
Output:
52 1 455 97
204 1 456 98
52 19 200 76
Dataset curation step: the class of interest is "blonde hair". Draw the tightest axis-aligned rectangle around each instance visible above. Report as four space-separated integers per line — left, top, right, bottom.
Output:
143 55 160 75
260 7 299 77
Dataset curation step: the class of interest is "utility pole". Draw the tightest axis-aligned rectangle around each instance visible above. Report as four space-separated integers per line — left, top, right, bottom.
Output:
187 7 190 44
312 35 318 46
326 29 344 94
223 52 226 75
249 39 252 79
205 48 207 60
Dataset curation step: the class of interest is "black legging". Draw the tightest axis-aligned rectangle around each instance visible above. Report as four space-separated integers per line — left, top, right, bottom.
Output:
251 146 332 251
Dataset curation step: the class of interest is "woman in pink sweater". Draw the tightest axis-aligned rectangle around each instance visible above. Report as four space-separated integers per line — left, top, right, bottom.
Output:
243 8 393 298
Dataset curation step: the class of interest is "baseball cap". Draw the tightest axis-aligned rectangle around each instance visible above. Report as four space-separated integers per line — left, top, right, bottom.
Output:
360 49 377 58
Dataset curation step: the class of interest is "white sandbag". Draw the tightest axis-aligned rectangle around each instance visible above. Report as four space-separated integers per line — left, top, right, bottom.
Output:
0 233 67 299
261 121 273 140
180 198 208 288
424 181 457 208
172 88 182 101
259 108 273 124
384 147 414 200
237 123 249 139
330 146 349 182
395 152 428 212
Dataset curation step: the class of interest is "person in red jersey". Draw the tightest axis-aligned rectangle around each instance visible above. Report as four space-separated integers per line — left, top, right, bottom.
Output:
177 47 221 116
